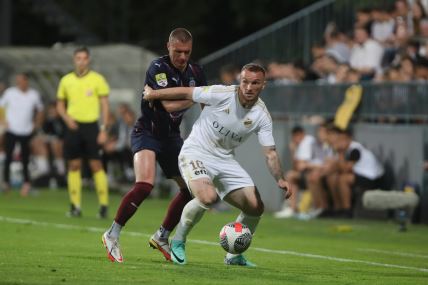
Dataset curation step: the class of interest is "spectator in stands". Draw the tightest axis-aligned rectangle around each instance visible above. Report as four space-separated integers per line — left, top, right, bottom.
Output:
355 7 373 31
103 104 135 184
334 63 351 83
393 0 410 21
327 128 384 218
350 23 384 80
371 6 395 44
415 56 428 80
399 55 416 80
324 24 351 63
418 17 428 38
0 73 44 196
42 101 66 179
274 126 316 218
300 123 335 219
412 0 428 36
57 46 110 218
316 52 342 84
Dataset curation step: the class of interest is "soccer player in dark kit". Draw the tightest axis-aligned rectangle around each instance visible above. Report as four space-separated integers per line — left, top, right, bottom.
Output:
102 28 206 263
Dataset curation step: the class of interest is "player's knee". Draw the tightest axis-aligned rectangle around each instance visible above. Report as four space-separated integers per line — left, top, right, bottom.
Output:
197 189 218 206
246 200 264 216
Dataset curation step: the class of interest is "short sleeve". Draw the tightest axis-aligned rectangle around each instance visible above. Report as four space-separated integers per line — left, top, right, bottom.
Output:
192 85 233 106
145 61 168 90
34 91 44 111
97 75 110 96
295 136 314 161
347 148 361 162
257 114 275 147
57 78 67 100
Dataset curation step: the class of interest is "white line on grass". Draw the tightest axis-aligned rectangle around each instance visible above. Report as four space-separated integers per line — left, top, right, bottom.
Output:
1 216 428 273
357 248 428 259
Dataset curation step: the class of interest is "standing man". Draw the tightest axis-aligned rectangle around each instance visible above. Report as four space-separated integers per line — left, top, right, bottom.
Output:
0 73 44 196
102 28 206 263
142 63 291 266
57 46 110 218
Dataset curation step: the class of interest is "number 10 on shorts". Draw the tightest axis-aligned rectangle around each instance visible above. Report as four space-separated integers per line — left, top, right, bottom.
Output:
189 160 208 176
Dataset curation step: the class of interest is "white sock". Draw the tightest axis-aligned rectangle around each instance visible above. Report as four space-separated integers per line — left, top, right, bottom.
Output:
54 158 65 175
107 221 122 239
236 212 261 235
225 213 261 259
156 225 171 240
172 198 209 242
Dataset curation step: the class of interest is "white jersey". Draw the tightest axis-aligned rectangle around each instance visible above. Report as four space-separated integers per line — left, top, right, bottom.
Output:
294 135 316 162
347 141 384 180
0 87 44 135
183 85 275 158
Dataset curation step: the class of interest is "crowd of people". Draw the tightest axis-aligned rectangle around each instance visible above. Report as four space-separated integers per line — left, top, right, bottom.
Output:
221 0 428 85
274 124 386 220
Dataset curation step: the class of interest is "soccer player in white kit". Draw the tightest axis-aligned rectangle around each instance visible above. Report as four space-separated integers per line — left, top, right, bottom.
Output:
143 63 291 266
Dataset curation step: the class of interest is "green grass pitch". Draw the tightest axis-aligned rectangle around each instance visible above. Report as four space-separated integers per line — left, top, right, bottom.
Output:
0 189 427 284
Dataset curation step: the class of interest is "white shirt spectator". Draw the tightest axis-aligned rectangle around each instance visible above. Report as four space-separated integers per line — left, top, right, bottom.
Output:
294 134 316 162
372 19 395 43
346 141 384 180
350 39 384 72
0 87 44 135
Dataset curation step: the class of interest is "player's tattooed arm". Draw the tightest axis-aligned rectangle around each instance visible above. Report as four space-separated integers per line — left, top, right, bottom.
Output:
263 146 285 181
263 145 292 198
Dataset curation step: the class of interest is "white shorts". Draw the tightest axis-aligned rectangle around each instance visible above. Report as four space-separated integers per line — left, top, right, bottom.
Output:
178 149 255 199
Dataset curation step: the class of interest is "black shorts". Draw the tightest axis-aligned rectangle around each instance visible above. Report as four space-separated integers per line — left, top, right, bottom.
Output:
354 174 383 190
131 127 183 178
64 122 101 160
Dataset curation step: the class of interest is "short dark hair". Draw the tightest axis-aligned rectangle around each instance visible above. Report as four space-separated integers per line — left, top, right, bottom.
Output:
291 125 304 135
169 28 192 43
74 46 90 56
241 63 266 76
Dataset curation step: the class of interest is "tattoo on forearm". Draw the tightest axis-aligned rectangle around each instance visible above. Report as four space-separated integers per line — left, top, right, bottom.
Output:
266 152 284 181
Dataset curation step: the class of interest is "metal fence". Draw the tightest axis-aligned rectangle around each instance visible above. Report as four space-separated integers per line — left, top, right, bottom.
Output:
263 82 428 123
200 0 395 81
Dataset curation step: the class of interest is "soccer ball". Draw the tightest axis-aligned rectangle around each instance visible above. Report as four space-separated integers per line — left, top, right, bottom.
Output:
219 222 252 254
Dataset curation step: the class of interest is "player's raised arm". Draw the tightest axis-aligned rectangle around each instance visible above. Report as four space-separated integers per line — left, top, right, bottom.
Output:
143 85 195 101
262 145 292 199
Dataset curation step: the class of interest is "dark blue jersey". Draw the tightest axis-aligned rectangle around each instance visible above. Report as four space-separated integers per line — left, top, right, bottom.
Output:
136 55 207 138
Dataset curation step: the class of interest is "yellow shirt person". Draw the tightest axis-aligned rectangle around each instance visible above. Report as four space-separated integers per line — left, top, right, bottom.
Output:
56 46 110 218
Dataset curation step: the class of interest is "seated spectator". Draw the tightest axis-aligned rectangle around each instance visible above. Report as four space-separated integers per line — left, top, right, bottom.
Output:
412 0 427 36
274 126 319 218
350 23 384 80
327 128 385 218
103 104 135 184
324 23 351 63
415 56 428 80
42 101 66 178
371 6 395 44
355 7 373 29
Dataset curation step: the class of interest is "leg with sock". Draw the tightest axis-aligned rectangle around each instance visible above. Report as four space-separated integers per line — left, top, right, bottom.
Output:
94 169 109 218
170 198 209 264
102 181 153 263
155 188 192 239
67 170 82 216
110 182 153 234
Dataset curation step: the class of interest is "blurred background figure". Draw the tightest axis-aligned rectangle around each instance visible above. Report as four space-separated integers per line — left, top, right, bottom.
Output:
219 64 240 85
0 73 44 196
